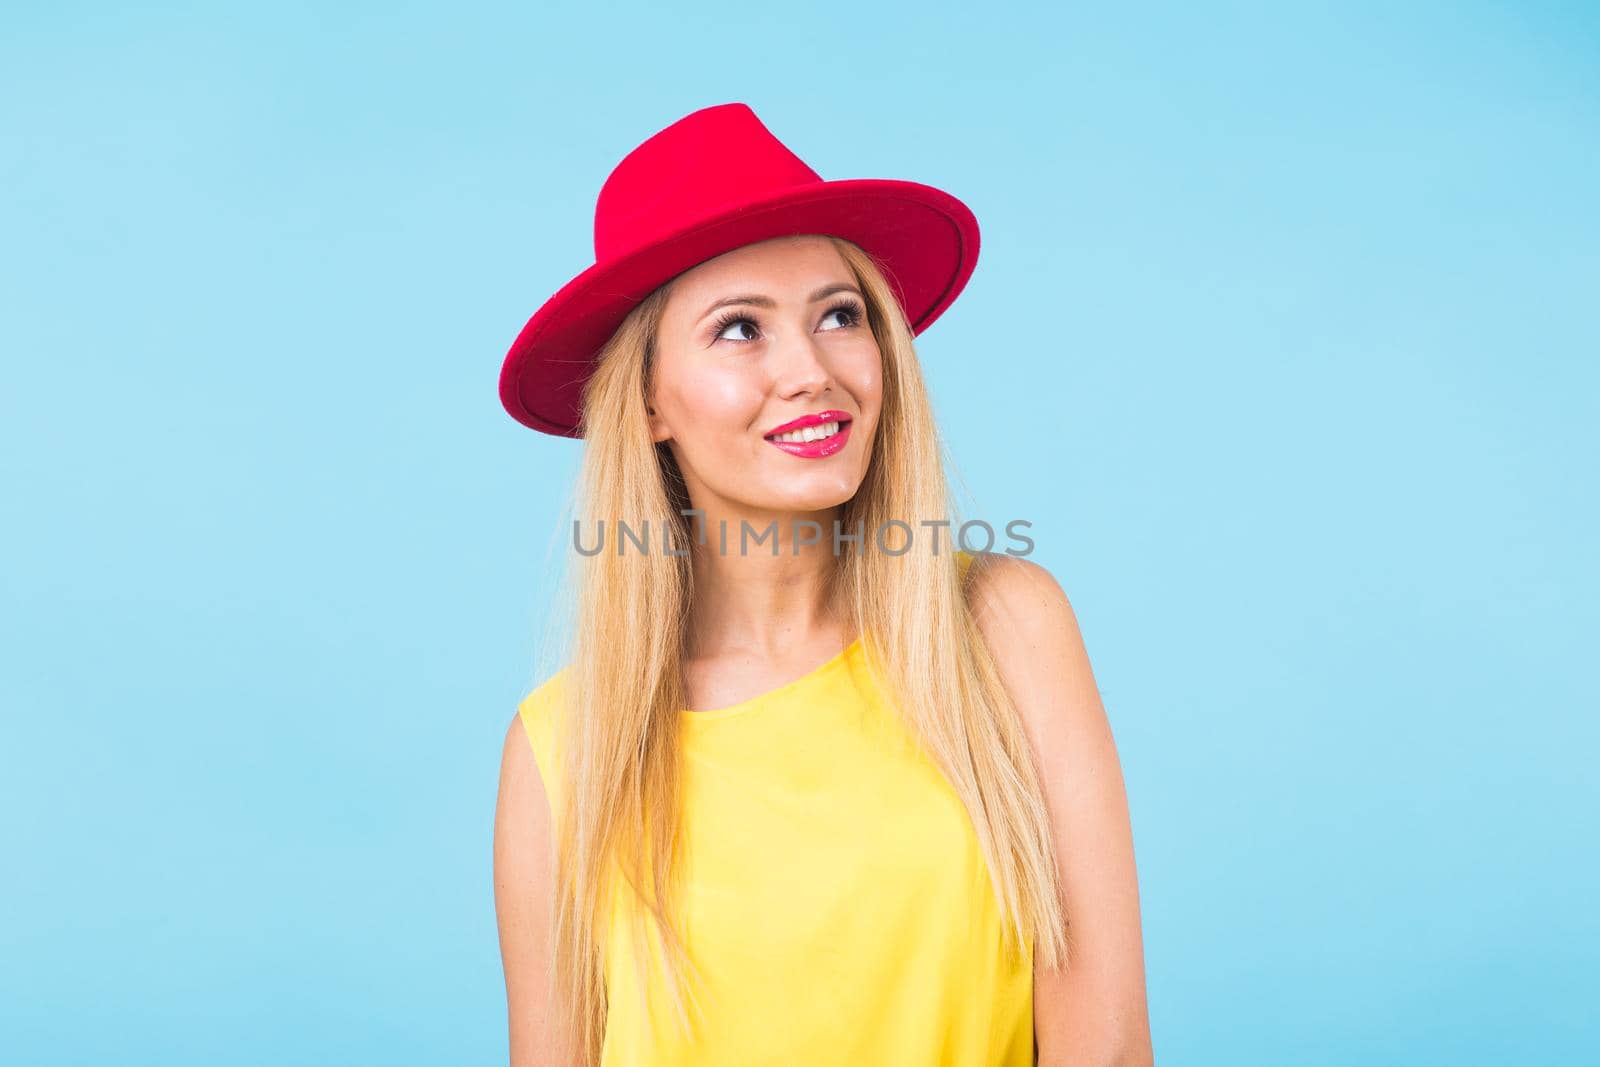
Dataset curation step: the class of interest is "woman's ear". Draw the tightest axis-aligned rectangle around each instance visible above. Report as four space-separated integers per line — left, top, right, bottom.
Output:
647 397 670 443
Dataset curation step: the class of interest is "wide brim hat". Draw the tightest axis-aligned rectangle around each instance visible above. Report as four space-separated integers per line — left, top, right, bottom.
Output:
498 101 981 438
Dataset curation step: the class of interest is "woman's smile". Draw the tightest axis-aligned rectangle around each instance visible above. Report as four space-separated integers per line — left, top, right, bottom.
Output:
763 410 854 458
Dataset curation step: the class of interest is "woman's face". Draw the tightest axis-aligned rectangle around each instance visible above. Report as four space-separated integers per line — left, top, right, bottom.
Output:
648 235 883 523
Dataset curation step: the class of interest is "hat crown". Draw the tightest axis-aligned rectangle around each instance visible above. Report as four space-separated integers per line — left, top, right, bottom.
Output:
593 103 822 262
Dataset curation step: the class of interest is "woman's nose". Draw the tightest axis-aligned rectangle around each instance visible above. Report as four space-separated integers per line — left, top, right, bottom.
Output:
772 329 833 397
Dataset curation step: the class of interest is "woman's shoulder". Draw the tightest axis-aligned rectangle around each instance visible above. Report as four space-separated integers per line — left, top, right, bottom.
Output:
956 549 1092 740
518 664 570 716
515 666 573 784
957 549 1069 628
956 547 1052 581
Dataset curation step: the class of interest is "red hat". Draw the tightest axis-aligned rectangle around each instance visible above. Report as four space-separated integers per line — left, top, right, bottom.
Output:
498 101 981 437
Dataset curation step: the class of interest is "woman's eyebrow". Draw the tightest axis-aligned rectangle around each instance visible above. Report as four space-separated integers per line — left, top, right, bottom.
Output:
697 283 862 324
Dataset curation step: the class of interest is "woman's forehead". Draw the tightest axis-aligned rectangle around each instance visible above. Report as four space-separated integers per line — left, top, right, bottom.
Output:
675 235 848 292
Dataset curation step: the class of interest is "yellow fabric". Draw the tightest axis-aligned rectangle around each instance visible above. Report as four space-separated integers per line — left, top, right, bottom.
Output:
517 550 1034 1065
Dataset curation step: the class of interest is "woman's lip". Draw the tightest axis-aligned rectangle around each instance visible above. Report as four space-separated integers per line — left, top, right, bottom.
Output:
766 419 851 458
763 410 853 437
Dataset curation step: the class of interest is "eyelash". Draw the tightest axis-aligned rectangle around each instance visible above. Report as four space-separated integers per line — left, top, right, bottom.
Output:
710 298 865 343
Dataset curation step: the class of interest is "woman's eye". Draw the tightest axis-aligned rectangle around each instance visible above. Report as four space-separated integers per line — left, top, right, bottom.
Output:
715 317 759 343
820 300 864 332
712 303 860 344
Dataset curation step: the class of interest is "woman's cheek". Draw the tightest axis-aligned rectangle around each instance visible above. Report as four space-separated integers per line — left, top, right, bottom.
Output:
691 369 768 431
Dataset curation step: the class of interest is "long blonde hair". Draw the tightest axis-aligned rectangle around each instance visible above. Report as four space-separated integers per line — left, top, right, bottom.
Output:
539 235 1068 1065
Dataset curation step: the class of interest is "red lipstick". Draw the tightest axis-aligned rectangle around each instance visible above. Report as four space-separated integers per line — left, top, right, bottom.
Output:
763 409 853 459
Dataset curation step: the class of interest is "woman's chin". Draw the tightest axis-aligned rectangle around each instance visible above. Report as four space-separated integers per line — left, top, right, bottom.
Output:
775 483 863 516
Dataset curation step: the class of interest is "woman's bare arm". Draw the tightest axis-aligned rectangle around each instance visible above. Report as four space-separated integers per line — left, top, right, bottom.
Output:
493 712 567 1066
966 553 1155 1067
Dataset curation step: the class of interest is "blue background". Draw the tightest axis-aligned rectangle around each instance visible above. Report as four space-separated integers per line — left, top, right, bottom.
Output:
3 2 1595 1063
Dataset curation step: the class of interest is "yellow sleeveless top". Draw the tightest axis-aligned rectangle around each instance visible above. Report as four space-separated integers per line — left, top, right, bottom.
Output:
517 553 1034 1065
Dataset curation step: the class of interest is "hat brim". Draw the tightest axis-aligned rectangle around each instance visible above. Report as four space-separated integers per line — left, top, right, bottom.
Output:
498 178 980 437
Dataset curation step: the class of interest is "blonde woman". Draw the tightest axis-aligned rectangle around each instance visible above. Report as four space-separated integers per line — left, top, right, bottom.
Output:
492 103 1152 1067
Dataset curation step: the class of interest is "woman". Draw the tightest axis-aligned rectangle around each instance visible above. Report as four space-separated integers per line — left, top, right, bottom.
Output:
492 103 1152 1067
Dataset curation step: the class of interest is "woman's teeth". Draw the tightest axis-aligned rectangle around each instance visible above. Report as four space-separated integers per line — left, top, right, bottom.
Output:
770 420 842 444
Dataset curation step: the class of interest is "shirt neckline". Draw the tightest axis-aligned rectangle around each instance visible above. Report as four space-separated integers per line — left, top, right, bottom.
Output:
679 636 862 724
